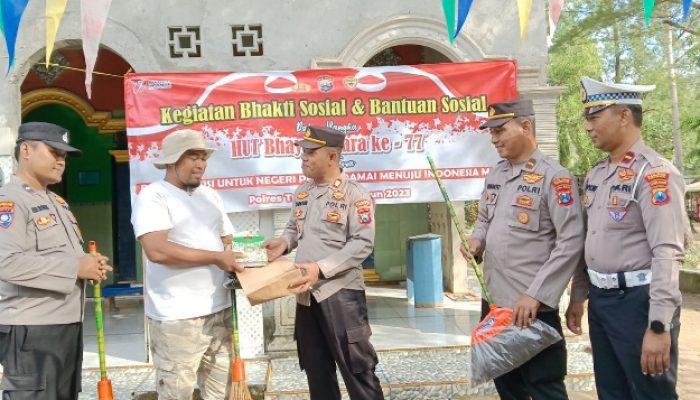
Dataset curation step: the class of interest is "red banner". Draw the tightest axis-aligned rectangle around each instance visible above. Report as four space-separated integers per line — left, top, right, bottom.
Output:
125 61 517 211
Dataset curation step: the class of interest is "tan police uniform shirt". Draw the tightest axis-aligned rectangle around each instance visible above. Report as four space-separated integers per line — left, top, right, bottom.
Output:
570 139 685 325
281 173 375 306
470 149 585 309
0 176 85 325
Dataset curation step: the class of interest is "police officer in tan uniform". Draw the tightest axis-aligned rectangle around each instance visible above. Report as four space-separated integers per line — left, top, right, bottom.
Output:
465 99 585 399
265 126 383 400
566 77 685 400
0 122 112 399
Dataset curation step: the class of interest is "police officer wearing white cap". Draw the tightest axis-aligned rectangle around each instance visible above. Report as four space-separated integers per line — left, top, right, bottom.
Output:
566 77 687 399
0 122 113 398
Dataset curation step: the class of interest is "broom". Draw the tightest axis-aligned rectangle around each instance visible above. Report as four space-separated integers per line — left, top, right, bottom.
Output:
225 242 253 400
88 241 114 400
425 155 494 305
426 155 562 386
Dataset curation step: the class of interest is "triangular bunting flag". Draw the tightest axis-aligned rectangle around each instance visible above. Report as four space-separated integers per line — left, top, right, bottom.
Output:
81 0 113 98
453 0 474 40
517 0 533 40
442 0 456 44
549 0 565 33
1 0 30 73
643 0 656 26
682 0 691 20
46 0 69 66
0 4 5 35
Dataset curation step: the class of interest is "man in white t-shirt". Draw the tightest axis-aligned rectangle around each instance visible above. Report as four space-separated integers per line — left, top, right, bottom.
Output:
131 129 244 400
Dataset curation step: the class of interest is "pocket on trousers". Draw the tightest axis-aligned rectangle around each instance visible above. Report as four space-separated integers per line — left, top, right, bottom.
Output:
154 360 180 398
0 373 46 391
20 327 53 352
346 324 377 373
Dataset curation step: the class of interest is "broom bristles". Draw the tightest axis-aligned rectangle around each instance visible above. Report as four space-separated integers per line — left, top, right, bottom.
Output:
229 380 253 400
229 358 253 400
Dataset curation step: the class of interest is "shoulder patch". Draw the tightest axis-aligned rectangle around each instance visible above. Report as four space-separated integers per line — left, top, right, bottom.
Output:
645 172 670 205
552 177 574 206
0 201 17 229
357 207 372 225
354 199 372 208
551 177 572 186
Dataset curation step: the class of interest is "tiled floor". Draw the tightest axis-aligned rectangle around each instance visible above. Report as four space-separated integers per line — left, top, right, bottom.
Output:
80 285 482 369
83 296 149 368
367 286 481 349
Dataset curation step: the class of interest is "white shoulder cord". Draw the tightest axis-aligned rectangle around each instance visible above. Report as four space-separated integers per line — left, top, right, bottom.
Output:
628 161 650 204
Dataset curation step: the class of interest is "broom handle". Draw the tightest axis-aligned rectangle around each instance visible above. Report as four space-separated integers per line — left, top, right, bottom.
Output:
231 289 241 358
88 241 109 379
426 155 494 305
224 242 242 359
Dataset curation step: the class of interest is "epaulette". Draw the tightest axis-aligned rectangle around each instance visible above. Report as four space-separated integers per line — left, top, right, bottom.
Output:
637 148 665 169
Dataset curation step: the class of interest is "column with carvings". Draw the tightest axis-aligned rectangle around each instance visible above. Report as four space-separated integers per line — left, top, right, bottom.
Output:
0 78 21 185
517 66 565 160
265 296 298 356
262 209 299 356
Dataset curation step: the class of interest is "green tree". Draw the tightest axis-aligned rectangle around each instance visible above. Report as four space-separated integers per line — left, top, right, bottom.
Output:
549 0 700 176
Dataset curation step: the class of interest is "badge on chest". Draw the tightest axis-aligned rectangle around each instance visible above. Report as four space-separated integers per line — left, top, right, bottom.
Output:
326 210 341 223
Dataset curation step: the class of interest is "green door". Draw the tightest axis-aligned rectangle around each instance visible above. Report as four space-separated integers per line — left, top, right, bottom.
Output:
373 203 430 281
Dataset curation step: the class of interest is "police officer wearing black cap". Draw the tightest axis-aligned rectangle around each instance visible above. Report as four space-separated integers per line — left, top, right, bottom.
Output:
265 126 384 399
0 122 112 399
465 99 584 399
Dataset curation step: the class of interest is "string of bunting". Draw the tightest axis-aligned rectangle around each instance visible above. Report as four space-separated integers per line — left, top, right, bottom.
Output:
43 61 128 79
0 0 697 83
1 0 112 97
441 0 697 42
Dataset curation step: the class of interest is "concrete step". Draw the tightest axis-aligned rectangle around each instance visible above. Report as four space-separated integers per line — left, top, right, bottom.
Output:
2 339 592 400
264 341 594 400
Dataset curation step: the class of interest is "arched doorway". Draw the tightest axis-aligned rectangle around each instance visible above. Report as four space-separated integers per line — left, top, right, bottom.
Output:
364 45 451 67
360 45 451 283
20 46 137 284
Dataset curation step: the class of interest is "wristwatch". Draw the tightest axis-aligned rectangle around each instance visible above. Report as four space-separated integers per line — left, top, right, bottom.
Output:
650 320 671 334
